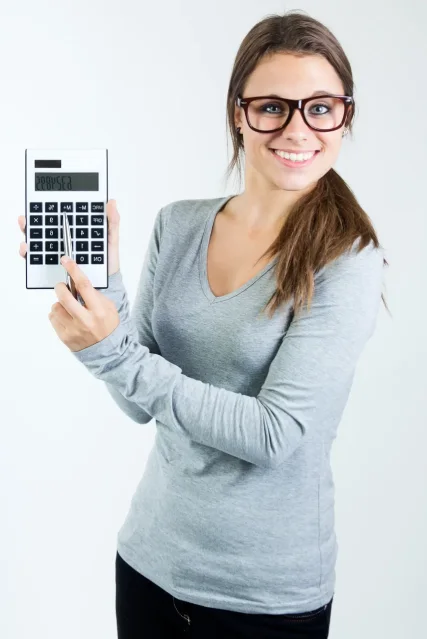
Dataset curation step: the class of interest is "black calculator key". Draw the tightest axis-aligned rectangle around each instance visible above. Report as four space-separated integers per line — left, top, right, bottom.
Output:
61 203 74 212
75 228 88 238
45 202 58 213
30 215 42 226
60 241 75 253
76 241 88 251
30 228 43 238
61 240 75 251
30 242 43 252
30 203 42 213
45 241 59 252
91 254 104 264
75 215 88 225
45 215 58 226
76 203 89 212
45 228 59 238
30 254 43 264
58 213 72 224
91 202 104 212
91 241 104 251
91 215 104 225
46 254 59 265
76 254 89 264
60 227 74 238
91 228 104 238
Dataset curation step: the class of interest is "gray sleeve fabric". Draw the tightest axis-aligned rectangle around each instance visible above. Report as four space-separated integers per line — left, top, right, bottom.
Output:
72 236 384 469
97 208 165 424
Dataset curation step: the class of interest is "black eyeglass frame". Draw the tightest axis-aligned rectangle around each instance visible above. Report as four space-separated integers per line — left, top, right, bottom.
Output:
236 94 354 133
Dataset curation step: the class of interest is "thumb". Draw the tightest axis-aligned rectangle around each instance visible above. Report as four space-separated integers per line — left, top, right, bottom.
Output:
107 199 120 234
106 199 120 276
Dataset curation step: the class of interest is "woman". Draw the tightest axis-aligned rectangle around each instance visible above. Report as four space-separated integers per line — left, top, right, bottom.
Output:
18 10 388 639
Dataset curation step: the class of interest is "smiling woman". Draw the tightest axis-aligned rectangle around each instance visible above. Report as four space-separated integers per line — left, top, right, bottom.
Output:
227 40 388 318
32 9 389 639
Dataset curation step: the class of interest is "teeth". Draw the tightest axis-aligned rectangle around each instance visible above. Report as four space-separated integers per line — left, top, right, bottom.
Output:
274 150 316 162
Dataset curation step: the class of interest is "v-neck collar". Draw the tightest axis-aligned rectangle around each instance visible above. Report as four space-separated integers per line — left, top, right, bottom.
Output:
199 195 279 304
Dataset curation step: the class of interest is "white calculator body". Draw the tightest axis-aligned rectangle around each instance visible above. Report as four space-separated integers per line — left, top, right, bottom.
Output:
25 149 108 289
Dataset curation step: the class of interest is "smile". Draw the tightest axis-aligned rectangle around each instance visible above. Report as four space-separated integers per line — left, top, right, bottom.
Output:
270 149 320 168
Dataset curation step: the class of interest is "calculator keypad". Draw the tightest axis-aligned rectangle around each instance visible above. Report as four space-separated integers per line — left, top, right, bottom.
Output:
28 202 105 266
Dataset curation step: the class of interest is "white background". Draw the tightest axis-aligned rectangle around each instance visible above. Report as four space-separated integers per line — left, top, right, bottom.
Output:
1 1 425 637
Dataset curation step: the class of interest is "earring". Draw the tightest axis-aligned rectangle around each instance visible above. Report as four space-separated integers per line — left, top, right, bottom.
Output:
342 128 349 137
236 127 242 135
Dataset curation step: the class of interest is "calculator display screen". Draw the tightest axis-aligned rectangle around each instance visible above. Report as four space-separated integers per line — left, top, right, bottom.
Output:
35 173 99 191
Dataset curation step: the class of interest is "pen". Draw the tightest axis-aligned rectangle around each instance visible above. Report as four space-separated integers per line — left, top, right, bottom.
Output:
62 212 78 300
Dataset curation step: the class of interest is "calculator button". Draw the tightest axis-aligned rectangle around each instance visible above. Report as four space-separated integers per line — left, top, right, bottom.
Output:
91 241 104 251
76 254 89 264
45 228 59 238
30 254 43 264
75 228 89 238
76 203 89 212
91 254 104 264
30 203 42 212
46 255 59 265
30 242 43 252
45 241 59 252
91 215 104 225
45 215 58 226
30 215 43 225
91 228 104 238
65 215 73 225
91 202 105 212
60 227 74 238
45 202 58 213
60 241 76 253
60 203 74 212
75 215 88 225
76 241 89 251
30 228 43 238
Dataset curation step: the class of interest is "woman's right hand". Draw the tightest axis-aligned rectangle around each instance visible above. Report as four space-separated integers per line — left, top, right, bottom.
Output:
18 199 121 276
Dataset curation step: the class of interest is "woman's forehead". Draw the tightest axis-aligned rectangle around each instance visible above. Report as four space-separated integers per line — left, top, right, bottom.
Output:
246 54 343 97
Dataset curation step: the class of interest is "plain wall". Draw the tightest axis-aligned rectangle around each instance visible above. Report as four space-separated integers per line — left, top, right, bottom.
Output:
1 0 425 637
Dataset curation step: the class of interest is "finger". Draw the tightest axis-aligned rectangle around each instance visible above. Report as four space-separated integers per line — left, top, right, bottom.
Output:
54 279 90 320
48 310 67 335
18 216 26 233
19 242 27 258
58 257 98 311
51 301 73 322
106 199 120 230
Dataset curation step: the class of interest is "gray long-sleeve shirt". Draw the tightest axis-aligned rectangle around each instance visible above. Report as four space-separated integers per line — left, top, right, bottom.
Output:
73 194 385 614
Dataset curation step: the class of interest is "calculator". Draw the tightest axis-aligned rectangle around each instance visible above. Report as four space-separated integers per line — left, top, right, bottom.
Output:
25 149 109 290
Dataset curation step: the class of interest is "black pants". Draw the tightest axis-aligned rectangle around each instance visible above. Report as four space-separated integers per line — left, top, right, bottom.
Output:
115 551 333 638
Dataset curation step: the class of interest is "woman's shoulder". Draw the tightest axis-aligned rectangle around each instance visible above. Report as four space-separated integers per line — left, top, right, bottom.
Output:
159 195 228 235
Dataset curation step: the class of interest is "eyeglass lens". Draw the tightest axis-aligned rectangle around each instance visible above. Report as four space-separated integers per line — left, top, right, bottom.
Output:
247 97 347 131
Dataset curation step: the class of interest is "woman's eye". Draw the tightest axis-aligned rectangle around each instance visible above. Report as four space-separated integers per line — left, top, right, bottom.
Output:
263 104 283 113
311 104 329 115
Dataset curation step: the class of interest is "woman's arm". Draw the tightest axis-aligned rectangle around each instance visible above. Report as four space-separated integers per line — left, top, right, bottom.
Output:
98 207 167 424
73 239 385 468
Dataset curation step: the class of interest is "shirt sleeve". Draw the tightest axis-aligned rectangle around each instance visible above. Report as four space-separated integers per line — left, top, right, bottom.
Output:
97 207 165 424
72 238 385 468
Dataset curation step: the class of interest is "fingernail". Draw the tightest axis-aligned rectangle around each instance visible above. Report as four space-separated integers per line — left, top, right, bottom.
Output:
61 256 70 264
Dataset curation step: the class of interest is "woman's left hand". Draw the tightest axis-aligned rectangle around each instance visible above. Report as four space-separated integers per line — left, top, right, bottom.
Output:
49 256 120 353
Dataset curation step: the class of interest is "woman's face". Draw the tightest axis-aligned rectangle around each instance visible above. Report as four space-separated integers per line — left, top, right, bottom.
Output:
234 53 351 194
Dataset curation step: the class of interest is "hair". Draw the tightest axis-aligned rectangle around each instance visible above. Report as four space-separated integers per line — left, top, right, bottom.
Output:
222 10 389 320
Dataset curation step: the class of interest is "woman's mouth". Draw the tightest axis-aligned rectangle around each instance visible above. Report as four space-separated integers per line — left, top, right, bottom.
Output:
269 148 320 168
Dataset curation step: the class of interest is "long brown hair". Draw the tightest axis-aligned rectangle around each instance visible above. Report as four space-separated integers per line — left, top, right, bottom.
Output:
222 10 389 319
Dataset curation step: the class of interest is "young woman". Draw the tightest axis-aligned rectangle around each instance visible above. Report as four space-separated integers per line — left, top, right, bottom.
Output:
19 10 388 639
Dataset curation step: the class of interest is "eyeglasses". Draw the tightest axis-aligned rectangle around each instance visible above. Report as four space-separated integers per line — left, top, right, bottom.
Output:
236 94 354 133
